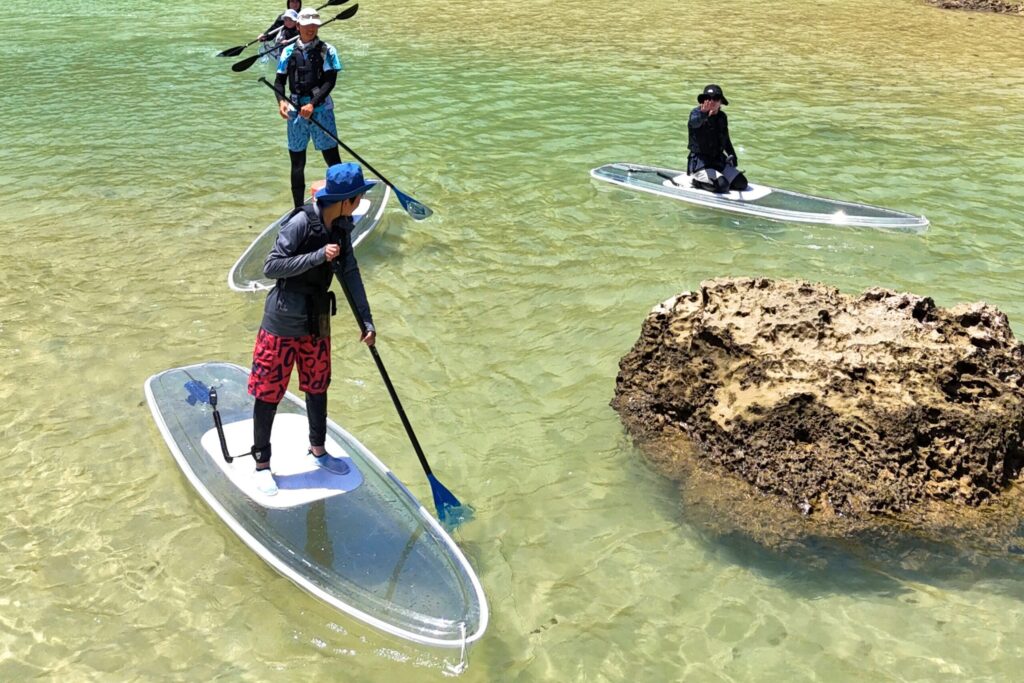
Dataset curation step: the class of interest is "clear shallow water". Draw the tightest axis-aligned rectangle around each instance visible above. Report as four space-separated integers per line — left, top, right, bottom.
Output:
2 0 1024 679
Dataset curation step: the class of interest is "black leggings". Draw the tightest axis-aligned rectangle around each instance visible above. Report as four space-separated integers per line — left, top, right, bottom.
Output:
289 147 343 208
252 393 329 466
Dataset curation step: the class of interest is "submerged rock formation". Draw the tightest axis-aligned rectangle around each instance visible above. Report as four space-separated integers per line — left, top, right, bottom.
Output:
613 278 1024 544
929 0 1023 13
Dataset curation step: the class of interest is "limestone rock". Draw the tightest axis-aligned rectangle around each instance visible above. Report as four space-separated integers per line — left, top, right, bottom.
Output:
612 278 1024 539
928 0 1023 14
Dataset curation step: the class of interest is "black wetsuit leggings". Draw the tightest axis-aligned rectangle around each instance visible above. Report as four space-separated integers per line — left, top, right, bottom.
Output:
252 393 329 466
290 147 343 208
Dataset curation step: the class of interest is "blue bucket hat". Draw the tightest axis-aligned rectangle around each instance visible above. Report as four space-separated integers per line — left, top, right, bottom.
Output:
315 162 374 206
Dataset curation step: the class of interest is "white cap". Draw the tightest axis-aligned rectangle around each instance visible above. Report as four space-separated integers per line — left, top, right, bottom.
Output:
297 8 321 26
282 9 299 21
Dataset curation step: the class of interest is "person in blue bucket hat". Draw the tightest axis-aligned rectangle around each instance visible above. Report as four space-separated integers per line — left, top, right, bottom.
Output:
246 162 377 496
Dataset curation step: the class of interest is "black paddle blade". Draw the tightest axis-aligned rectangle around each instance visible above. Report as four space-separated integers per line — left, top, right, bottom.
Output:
231 53 261 72
217 45 246 58
335 4 359 21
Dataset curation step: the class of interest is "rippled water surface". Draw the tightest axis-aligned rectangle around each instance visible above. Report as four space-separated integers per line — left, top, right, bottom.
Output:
3 0 1024 679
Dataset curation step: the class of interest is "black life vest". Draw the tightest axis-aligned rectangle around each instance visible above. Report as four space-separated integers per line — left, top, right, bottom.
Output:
287 42 327 98
276 205 338 336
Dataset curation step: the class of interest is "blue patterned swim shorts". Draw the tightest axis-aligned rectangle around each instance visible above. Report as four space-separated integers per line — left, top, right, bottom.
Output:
287 100 339 152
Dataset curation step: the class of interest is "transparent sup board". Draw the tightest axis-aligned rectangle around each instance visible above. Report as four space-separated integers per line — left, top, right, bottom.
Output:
591 163 928 232
256 41 285 72
229 179 391 292
144 362 487 648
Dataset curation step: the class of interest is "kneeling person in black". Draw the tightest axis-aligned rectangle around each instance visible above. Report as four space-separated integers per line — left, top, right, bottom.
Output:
247 162 376 496
687 84 749 193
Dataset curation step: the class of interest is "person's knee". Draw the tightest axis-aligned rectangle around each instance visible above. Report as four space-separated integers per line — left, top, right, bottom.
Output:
322 147 341 166
730 173 749 191
690 168 714 192
714 175 730 193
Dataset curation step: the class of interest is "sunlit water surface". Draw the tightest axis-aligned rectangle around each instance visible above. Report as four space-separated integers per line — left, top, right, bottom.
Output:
2 0 1024 679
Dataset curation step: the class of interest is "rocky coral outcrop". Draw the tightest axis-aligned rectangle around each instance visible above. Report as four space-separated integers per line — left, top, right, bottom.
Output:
613 278 1024 540
928 0 1023 13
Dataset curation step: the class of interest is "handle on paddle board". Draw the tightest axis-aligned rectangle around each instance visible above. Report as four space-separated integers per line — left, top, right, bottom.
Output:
257 76 433 221
208 387 235 463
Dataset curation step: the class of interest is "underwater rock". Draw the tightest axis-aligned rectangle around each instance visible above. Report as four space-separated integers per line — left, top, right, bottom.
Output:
612 277 1024 545
928 0 1023 13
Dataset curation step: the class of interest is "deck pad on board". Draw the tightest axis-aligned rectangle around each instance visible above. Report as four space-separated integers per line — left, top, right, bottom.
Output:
199 413 363 509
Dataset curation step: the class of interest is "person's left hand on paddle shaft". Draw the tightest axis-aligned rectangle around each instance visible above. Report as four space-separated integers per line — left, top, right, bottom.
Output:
300 103 314 120
360 329 376 346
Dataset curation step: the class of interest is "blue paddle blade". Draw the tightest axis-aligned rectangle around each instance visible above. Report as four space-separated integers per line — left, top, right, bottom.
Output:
394 188 433 221
429 474 473 529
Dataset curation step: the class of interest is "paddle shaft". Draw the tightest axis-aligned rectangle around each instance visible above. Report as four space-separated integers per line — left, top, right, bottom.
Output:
626 167 678 184
259 77 402 201
218 23 282 56
255 34 298 59
330 253 435 477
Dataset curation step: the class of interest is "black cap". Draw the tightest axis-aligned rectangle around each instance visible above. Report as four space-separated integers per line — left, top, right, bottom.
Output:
697 84 729 106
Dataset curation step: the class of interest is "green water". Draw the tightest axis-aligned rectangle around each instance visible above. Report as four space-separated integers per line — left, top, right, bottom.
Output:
3 0 1024 679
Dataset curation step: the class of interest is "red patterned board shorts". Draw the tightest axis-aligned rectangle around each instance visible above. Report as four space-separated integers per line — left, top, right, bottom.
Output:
248 328 331 403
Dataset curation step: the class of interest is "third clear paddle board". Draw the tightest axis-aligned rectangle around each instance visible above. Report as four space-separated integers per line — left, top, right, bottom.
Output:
591 162 928 231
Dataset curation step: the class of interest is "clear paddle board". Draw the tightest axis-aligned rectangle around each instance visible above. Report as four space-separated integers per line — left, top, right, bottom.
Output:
256 40 285 73
144 362 487 648
229 179 391 292
591 162 929 231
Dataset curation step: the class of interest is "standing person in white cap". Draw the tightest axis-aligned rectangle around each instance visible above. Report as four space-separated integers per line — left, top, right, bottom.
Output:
274 6 344 208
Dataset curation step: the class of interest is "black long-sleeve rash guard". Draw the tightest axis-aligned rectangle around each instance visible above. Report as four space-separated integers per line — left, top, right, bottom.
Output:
687 107 737 166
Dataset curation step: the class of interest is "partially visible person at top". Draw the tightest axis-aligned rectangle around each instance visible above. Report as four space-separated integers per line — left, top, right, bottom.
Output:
259 0 302 43
274 8 300 45
687 84 749 193
247 162 377 496
275 7 344 208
